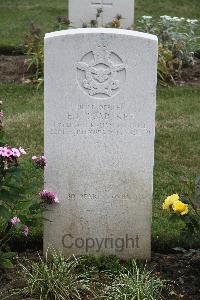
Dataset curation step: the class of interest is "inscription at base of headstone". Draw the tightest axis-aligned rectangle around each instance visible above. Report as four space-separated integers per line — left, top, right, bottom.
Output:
44 28 158 260
69 0 135 28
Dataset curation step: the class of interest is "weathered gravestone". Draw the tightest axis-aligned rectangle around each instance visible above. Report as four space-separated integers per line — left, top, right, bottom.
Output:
69 0 135 28
44 28 158 260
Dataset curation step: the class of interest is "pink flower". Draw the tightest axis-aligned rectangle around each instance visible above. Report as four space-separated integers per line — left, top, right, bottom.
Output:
12 148 21 157
0 147 7 157
6 148 12 157
39 190 59 204
32 154 47 168
10 216 21 226
19 147 26 155
22 225 29 236
39 156 47 167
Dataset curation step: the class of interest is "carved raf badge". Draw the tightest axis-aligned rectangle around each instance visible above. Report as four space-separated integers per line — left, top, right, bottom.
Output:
77 41 126 98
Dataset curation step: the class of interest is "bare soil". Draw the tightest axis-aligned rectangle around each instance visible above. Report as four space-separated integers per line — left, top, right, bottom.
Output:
0 55 200 86
180 59 200 86
0 55 29 83
151 252 200 300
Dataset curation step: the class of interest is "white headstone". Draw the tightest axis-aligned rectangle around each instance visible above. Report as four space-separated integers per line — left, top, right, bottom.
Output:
69 0 135 28
44 28 158 260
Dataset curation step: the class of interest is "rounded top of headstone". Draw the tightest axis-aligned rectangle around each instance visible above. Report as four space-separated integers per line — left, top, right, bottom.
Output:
45 28 157 42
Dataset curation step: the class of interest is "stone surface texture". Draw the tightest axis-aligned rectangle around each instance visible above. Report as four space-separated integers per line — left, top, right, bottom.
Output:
69 0 135 28
44 28 158 259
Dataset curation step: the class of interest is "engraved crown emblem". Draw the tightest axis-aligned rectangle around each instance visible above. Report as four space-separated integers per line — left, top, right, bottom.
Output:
76 41 126 98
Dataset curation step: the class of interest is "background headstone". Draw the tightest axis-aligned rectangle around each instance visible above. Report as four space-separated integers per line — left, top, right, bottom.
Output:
69 0 135 28
44 28 158 260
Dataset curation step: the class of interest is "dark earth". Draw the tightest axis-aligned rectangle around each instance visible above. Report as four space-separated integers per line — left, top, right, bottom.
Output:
0 54 200 86
181 59 200 86
151 252 200 300
0 55 29 83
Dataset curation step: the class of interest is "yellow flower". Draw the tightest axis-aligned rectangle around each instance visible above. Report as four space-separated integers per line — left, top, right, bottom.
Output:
112 19 121 28
172 200 189 215
162 194 179 211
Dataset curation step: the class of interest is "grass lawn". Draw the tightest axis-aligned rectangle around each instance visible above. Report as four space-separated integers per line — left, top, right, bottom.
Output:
0 0 200 47
0 83 200 250
154 87 200 250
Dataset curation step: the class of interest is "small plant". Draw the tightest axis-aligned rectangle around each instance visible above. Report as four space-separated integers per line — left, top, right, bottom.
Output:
0 147 57 269
0 101 3 131
82 8 103 28
106 14 123 28
86 11 123 29
0 140 29 268
32 154 47 168
162 178 200 246
95 8 103 26
24 23 44 83
158 44 182 86
0 102 57 269
84 8 103 28
99 260 169 300
76 255 121 278
90 19 98 28
137 15 200 85
55 15 70 31
7 250 93 300
0 146 48 269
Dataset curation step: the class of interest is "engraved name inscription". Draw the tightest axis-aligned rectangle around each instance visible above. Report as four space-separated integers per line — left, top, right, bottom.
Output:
49 103 151 137
91 0 113 8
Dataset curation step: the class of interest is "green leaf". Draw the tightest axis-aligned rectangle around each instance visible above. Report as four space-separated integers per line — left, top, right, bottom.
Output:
0 188 23 202
15 222 23 230
0 205 11 221
0 258 13 269
1 252 16 259
15 200 33 210
168 214 180 222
